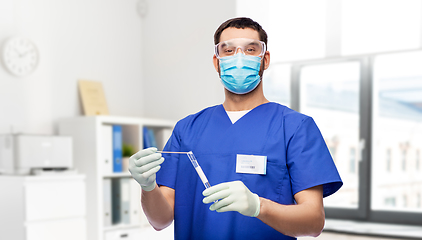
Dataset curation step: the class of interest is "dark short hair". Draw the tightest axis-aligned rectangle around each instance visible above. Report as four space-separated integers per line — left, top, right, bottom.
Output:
214 17 268 48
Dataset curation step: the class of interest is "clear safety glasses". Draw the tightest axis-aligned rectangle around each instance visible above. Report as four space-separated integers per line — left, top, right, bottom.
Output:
215 38 266 59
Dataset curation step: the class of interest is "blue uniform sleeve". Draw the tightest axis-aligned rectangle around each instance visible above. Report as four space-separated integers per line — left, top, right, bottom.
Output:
286 117 343 198
155 123 181 190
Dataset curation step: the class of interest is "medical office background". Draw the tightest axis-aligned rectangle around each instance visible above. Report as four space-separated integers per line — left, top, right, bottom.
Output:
1 0 422 239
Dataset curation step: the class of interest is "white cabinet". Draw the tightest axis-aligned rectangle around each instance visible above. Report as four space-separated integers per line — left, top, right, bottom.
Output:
0 175 86 240
58 116 174 240
104 227 142 240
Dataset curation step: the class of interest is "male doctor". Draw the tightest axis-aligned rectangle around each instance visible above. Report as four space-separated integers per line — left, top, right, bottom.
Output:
129 17 342 240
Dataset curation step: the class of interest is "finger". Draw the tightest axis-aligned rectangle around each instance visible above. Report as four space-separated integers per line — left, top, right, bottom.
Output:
215 203 239 213
135 153 163 167
209 195 235 211
132 147 157 159
144 175 156 185
202 182 230 197
138 157 164 173
203 188 231 204
141 165 161 180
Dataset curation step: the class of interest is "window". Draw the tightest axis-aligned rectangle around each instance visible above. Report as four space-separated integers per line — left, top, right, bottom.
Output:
401 149 407 172
349 148 356 174
403 195 408 208
283 53 422 224
329 146 337 162
372 51 422 214
385 197 396 207
263 64 291 107
299 61 360 209
238 0 422 226
386 149 392 172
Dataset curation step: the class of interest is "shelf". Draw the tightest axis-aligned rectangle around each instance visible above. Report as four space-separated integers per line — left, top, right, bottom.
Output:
58 116 174 240
103 172 131 178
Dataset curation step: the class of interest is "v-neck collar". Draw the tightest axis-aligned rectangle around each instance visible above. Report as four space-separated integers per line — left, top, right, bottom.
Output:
226 109 251 124
218 102 273 125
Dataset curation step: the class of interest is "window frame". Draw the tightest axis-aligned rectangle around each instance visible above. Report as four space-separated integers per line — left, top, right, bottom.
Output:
287 54 422 226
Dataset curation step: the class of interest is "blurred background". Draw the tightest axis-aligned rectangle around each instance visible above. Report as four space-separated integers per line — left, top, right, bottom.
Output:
0 0 421 239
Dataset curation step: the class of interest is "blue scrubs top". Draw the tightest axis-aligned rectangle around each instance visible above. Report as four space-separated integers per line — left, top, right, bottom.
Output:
156 102 342 240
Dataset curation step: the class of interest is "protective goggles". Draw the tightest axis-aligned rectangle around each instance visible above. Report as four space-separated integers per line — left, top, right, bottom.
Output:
214 38 266 59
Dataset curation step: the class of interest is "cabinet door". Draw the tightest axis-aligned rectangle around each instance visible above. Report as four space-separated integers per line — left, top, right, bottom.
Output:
26 218 86 240
24 178 85 221
104 228 142 240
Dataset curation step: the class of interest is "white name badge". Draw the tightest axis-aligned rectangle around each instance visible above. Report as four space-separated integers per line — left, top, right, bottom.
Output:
236 154 267 175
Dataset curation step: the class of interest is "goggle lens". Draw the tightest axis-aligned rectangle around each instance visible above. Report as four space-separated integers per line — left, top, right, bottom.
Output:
215 38 266 59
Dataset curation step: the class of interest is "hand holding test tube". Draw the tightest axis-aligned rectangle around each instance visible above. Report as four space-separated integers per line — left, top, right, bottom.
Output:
157 151 212 189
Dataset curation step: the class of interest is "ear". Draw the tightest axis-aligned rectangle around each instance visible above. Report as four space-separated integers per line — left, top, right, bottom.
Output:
263 51 270 70
213 55 219 72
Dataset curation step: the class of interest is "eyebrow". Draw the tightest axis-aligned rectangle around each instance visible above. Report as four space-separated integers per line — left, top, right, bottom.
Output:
219 40 261 48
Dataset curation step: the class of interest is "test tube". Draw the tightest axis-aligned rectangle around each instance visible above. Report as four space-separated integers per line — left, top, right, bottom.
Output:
159 151 213 189
160 150 217 202
186 151 212 189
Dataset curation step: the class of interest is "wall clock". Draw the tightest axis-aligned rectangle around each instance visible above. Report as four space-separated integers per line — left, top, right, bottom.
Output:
2 36 40 77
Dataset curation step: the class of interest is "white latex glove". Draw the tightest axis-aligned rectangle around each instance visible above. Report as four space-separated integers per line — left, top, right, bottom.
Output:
129 147 164 191
202 180 260 217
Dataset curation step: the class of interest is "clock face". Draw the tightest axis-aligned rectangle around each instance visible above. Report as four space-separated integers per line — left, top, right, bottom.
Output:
2 37 39 77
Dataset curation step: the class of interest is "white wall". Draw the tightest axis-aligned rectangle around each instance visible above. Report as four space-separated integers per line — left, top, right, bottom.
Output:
141 0 235 120
0 0 144 135
0 0 237 135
